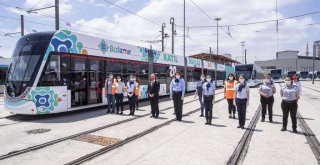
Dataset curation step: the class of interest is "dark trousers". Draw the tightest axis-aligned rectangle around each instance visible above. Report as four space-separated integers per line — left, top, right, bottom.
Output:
128 93 136 114
107 94 116 112
281 100 298 129
204 95 213 124
261 96 274 121
115 93 124 112
236 98 247 127
198 94 204 115
135 94 139 109
173 91 183 120
150 96 159 117
227 99 236 115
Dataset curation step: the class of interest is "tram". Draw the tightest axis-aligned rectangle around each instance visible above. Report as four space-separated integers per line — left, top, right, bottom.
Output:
235 64 264 87
287 71 297 77
316 71 320 80
4 30 230 115
298 71 310 81
270 69 283 83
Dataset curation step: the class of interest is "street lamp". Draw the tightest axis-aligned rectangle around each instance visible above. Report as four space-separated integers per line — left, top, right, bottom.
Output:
214 17 221 87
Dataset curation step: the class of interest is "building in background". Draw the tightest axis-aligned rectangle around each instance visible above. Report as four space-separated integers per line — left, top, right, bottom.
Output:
255 50 320 74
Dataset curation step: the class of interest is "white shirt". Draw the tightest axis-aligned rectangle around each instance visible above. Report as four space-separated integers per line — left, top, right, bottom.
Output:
235 83 250 99
293 81 302 96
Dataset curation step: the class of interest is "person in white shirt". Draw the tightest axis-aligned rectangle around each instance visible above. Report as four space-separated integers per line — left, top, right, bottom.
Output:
234 74 250 129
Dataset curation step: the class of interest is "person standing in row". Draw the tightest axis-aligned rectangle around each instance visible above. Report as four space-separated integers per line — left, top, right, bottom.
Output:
234 74 250 129
280 76 299 133
115 75 125 114
105 74 116 113
127 74 137 116
148 74 160 118
259 73 276 122
224 73 237 119
202 75 215 125
292 74 302 98
170 72 185 121
195 74 205 117
134 76 140 110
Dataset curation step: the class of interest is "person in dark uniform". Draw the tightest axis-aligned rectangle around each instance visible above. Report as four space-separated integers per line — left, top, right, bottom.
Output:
202 75 215 125
259 73 276 122
148 74 160 118
280 75 300 133
126 74 137 115
170 72 185 121
234 74 250 129
195 74 206 117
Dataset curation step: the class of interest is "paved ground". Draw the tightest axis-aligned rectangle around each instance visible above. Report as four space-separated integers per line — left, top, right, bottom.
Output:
0 81 319 165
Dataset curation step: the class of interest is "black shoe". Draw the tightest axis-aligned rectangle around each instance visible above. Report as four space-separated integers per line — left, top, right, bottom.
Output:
293 129 297 133
237 125 241 128
200 114 204 117
261 118 265 122
229 115 232 118
241 126 245 129
111 111 114 113
281 128 287 131
205 122 209 125
208 123 212 125
120 111 123 115
107 110 110 113
269 119 273 123
233 115 236 119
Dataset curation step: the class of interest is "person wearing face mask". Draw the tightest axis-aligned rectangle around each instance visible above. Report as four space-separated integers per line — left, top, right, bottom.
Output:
234 74 250 129
148 74 160 118
224 73 237 119
259 74 276 122
127 74 137 116
280 76 300 133
202 75 215 125
292 74 302 98
134 76 140 110
170 72 185 121
195 74 206 117
105 74 116 113
115 75 125 114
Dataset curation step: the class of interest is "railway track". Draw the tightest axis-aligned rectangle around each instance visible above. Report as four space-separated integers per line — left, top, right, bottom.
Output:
227 105 262 165
65 97 225 165
302 85 320 93
0 91 224 161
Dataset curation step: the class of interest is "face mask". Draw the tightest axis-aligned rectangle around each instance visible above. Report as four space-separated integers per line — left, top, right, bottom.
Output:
150 77 155 81
176 75 180 79
265 79 270 83
200 77 205 81
229 77 233 80
109 76 113 79
207 78 212 82
239 79 245 83
117 79 121 82
285 80 291 85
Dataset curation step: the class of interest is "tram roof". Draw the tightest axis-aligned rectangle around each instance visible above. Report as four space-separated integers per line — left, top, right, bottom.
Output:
189 53 240 64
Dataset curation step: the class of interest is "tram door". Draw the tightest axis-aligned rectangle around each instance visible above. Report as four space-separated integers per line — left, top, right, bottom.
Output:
70 55 88 107
87 57 103 104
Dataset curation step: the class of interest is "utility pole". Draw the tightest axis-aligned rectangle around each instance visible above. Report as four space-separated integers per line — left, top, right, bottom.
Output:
161 23 165 52
55 0 59 30
214 18 221 87
245 49 247 64
20 15 24 36
170 17 175 54
183 0 187 89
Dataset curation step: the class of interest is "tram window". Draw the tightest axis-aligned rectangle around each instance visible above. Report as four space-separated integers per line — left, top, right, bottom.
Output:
38 53 61 86
193 69 201 81
106 61 123 75
0 70 6 85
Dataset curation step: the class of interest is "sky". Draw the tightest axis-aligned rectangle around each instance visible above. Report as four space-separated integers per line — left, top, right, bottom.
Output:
0 0 320 63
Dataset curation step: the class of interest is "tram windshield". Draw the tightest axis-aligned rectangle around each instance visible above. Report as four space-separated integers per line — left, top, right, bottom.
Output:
270 70 281 79
317 72 320 79
300 71 309 78
235 65 253 80
6 41 49 97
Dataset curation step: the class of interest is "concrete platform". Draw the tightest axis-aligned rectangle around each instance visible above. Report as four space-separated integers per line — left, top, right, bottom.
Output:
0 82 319 165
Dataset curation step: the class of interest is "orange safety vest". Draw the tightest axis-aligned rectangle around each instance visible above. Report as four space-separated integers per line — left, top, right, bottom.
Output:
135 82 139 96
105 79 116 96
225 80 237 99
